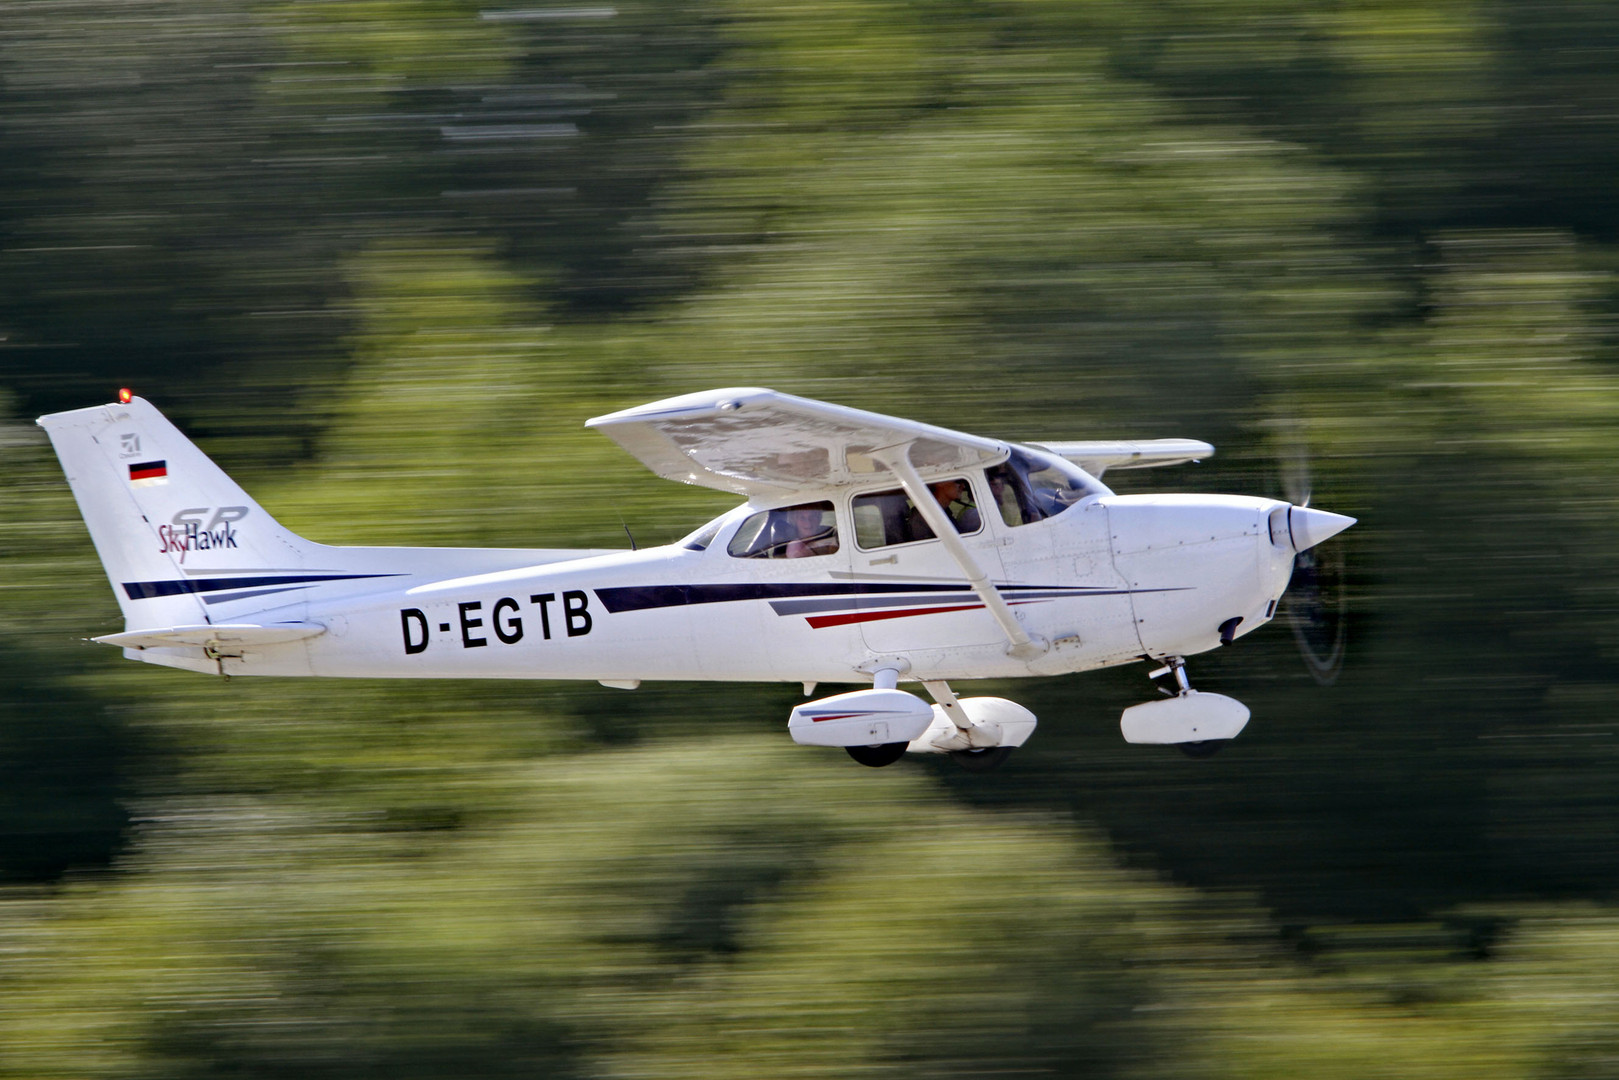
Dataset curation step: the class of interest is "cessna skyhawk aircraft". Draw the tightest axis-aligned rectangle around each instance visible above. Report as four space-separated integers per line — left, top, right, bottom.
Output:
38 388 1352 769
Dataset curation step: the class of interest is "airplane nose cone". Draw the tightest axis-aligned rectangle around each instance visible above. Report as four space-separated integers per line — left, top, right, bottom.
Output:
1287 506 1355 553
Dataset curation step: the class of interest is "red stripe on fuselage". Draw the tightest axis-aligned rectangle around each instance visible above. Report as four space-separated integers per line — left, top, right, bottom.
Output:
802 598 1051 630
805 603 983 629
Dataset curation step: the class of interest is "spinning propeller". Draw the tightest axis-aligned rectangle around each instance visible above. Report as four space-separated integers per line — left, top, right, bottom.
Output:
1276 434 1350 685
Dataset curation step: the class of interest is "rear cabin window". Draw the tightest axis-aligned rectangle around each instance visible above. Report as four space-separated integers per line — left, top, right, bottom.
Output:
851 477 982 549
986 448 1106 527
727 501 839 559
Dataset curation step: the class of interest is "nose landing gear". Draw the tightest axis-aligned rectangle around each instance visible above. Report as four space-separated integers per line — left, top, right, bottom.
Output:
1122 656 1250 756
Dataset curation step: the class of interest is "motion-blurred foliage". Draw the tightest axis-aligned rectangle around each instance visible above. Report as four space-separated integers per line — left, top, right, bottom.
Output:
5 0 1619 1075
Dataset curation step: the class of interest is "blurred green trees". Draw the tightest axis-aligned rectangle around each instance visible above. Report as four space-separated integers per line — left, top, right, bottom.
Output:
5 0 1619 1075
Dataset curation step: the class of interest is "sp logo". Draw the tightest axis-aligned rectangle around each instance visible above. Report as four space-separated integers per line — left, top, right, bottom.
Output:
159 506 248 561
119 433 141 458
172 506 249 531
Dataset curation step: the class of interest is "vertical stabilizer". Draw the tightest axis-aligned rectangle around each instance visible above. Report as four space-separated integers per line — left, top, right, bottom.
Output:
36 396 315 631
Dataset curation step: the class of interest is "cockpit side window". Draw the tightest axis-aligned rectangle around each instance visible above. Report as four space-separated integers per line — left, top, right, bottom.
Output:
987 448 1106 527
851 477 981 549
727 501 840 559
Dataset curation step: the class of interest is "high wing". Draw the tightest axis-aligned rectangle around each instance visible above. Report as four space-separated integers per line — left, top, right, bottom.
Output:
586 388 1009 497
1031 439 1214 478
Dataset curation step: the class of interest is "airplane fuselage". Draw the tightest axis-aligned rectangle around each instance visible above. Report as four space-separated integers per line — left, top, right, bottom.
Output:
147 490 1296 686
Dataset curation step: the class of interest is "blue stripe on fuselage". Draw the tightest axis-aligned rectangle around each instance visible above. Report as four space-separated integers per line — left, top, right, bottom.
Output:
122 573 400 601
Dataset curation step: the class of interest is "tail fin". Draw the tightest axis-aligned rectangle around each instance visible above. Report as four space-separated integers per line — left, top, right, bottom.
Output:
36 396 317 631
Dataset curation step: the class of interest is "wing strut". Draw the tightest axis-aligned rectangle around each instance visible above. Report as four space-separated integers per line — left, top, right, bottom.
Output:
870 444 1049 660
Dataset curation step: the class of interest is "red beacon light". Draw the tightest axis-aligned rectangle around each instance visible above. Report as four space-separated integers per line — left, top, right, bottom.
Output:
117 388 133 404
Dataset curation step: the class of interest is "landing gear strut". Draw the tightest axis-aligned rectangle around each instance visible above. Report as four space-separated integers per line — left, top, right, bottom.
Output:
925 681 1020 772
1150 655 1194 696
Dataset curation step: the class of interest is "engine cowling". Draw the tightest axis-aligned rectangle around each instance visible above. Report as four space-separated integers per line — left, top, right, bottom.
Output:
788 688 935 748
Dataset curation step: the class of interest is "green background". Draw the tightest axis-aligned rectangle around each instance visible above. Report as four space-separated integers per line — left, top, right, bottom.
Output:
5 1 1619 1075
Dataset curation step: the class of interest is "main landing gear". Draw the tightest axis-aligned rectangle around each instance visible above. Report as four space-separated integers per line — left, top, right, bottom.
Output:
841 679 1023 772
785 667 1037 771
846 742 910 767
907 680 1035 772
1121 656 1251 757
948 746 1015 772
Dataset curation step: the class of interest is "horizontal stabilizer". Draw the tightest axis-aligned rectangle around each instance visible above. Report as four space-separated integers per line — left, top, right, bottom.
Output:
1030 439 1213 477
93 622 326 650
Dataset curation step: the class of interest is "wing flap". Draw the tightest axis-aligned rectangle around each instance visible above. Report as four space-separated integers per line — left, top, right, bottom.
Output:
586 388 1008 496
93 622 326 649
1030 439 1213 477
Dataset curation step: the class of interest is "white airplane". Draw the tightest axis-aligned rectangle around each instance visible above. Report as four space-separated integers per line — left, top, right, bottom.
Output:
37 387 1352 769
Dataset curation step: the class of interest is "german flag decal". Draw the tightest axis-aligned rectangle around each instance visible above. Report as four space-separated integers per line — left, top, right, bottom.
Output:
128 460 168 486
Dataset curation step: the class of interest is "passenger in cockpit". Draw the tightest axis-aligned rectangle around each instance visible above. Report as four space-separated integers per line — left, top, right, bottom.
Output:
929 478 980 533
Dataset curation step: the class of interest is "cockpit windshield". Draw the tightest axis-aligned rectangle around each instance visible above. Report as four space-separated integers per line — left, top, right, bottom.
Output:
679 446 1104 549
679 516 728 551
681 502 845 559
985 447 1110 527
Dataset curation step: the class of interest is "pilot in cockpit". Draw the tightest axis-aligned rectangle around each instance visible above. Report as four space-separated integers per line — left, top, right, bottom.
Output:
781 504 839 558
905 478 979 539
725 501 839 559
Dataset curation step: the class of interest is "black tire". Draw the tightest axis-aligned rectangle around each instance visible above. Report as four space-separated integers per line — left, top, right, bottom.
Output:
949 746 1013 773
847 742 909 768
1177 739 1229 759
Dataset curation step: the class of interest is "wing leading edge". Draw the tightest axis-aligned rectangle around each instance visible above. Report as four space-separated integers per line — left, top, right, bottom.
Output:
586 388 1009 497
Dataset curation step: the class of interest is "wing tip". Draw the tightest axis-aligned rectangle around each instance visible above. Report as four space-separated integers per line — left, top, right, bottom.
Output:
585 387 777 428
